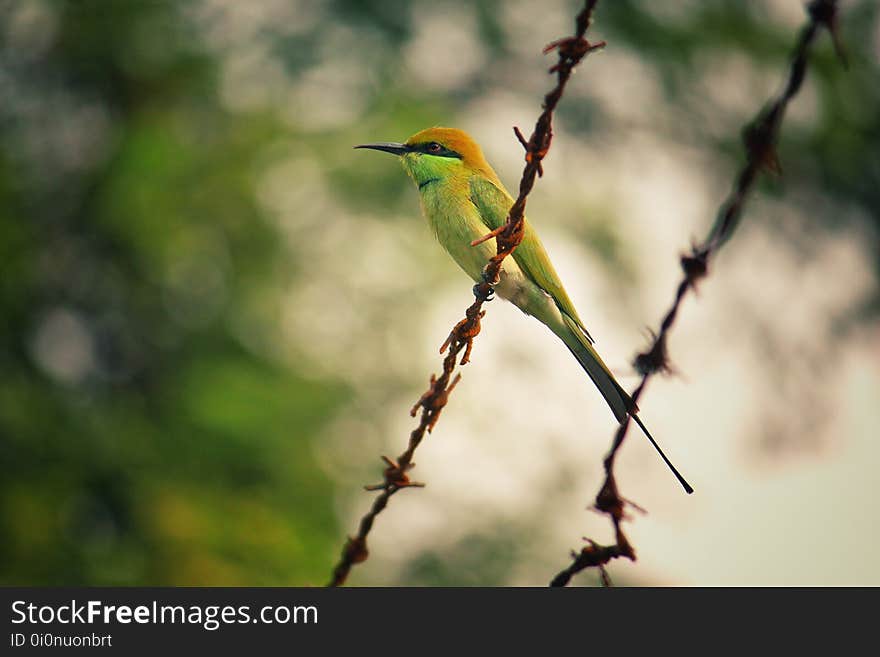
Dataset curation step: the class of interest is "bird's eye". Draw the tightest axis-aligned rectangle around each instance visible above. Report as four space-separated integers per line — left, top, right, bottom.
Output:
427 142 442 153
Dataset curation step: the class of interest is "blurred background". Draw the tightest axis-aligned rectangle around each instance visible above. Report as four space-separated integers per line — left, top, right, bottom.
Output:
1 0 878 586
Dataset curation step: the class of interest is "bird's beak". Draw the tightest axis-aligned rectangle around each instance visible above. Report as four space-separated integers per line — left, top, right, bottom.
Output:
353 142 410 156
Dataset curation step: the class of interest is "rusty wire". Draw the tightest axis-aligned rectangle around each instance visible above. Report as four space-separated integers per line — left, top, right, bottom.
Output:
328 0 605 587
550 0 845 587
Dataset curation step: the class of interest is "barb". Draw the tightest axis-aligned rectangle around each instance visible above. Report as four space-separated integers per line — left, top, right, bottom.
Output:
550 0 844 587
328 0 605 587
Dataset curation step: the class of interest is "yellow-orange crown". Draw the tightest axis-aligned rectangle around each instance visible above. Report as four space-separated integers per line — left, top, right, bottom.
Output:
405 127 497 178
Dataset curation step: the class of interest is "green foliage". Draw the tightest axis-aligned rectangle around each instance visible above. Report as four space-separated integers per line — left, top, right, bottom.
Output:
0 0 347 585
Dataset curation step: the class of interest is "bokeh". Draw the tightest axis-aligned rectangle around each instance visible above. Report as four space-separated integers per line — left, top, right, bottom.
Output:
1 0 878 586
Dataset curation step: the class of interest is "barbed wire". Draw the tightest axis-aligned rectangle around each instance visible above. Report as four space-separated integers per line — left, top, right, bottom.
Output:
550 0 845 588
328 0 606 587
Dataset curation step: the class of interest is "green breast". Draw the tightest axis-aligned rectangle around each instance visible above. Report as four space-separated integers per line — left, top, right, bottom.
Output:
419 179 496 283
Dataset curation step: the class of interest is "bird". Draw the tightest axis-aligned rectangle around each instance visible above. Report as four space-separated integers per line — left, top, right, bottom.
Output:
355 127 692 494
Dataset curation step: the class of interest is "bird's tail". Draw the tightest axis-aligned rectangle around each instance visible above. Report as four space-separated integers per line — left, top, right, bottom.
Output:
560 313 632 423
560 313 693 494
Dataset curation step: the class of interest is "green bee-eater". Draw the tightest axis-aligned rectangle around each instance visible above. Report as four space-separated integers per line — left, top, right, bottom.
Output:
356 127 691 493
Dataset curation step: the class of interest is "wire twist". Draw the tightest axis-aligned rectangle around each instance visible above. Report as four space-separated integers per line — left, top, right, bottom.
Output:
328 0 605 587
550 0 845 587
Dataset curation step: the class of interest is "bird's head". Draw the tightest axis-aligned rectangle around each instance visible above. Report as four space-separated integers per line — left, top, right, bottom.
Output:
355 127 495 189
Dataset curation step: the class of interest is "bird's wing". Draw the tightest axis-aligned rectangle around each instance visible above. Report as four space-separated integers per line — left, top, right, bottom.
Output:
469 175 594 343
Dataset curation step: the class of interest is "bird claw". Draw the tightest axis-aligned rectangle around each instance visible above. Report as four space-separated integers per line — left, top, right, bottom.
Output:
473 283 494 302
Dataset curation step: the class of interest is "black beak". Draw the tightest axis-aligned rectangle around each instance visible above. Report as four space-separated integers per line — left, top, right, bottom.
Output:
354 142 410 156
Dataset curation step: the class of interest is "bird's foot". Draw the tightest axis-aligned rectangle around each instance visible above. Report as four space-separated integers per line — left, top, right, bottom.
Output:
473 283 494 302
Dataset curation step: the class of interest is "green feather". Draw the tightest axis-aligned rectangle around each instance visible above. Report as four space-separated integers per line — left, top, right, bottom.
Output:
468 176 594 343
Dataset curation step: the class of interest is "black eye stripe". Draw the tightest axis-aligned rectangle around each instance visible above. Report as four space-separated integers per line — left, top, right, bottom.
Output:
411 142 462 159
